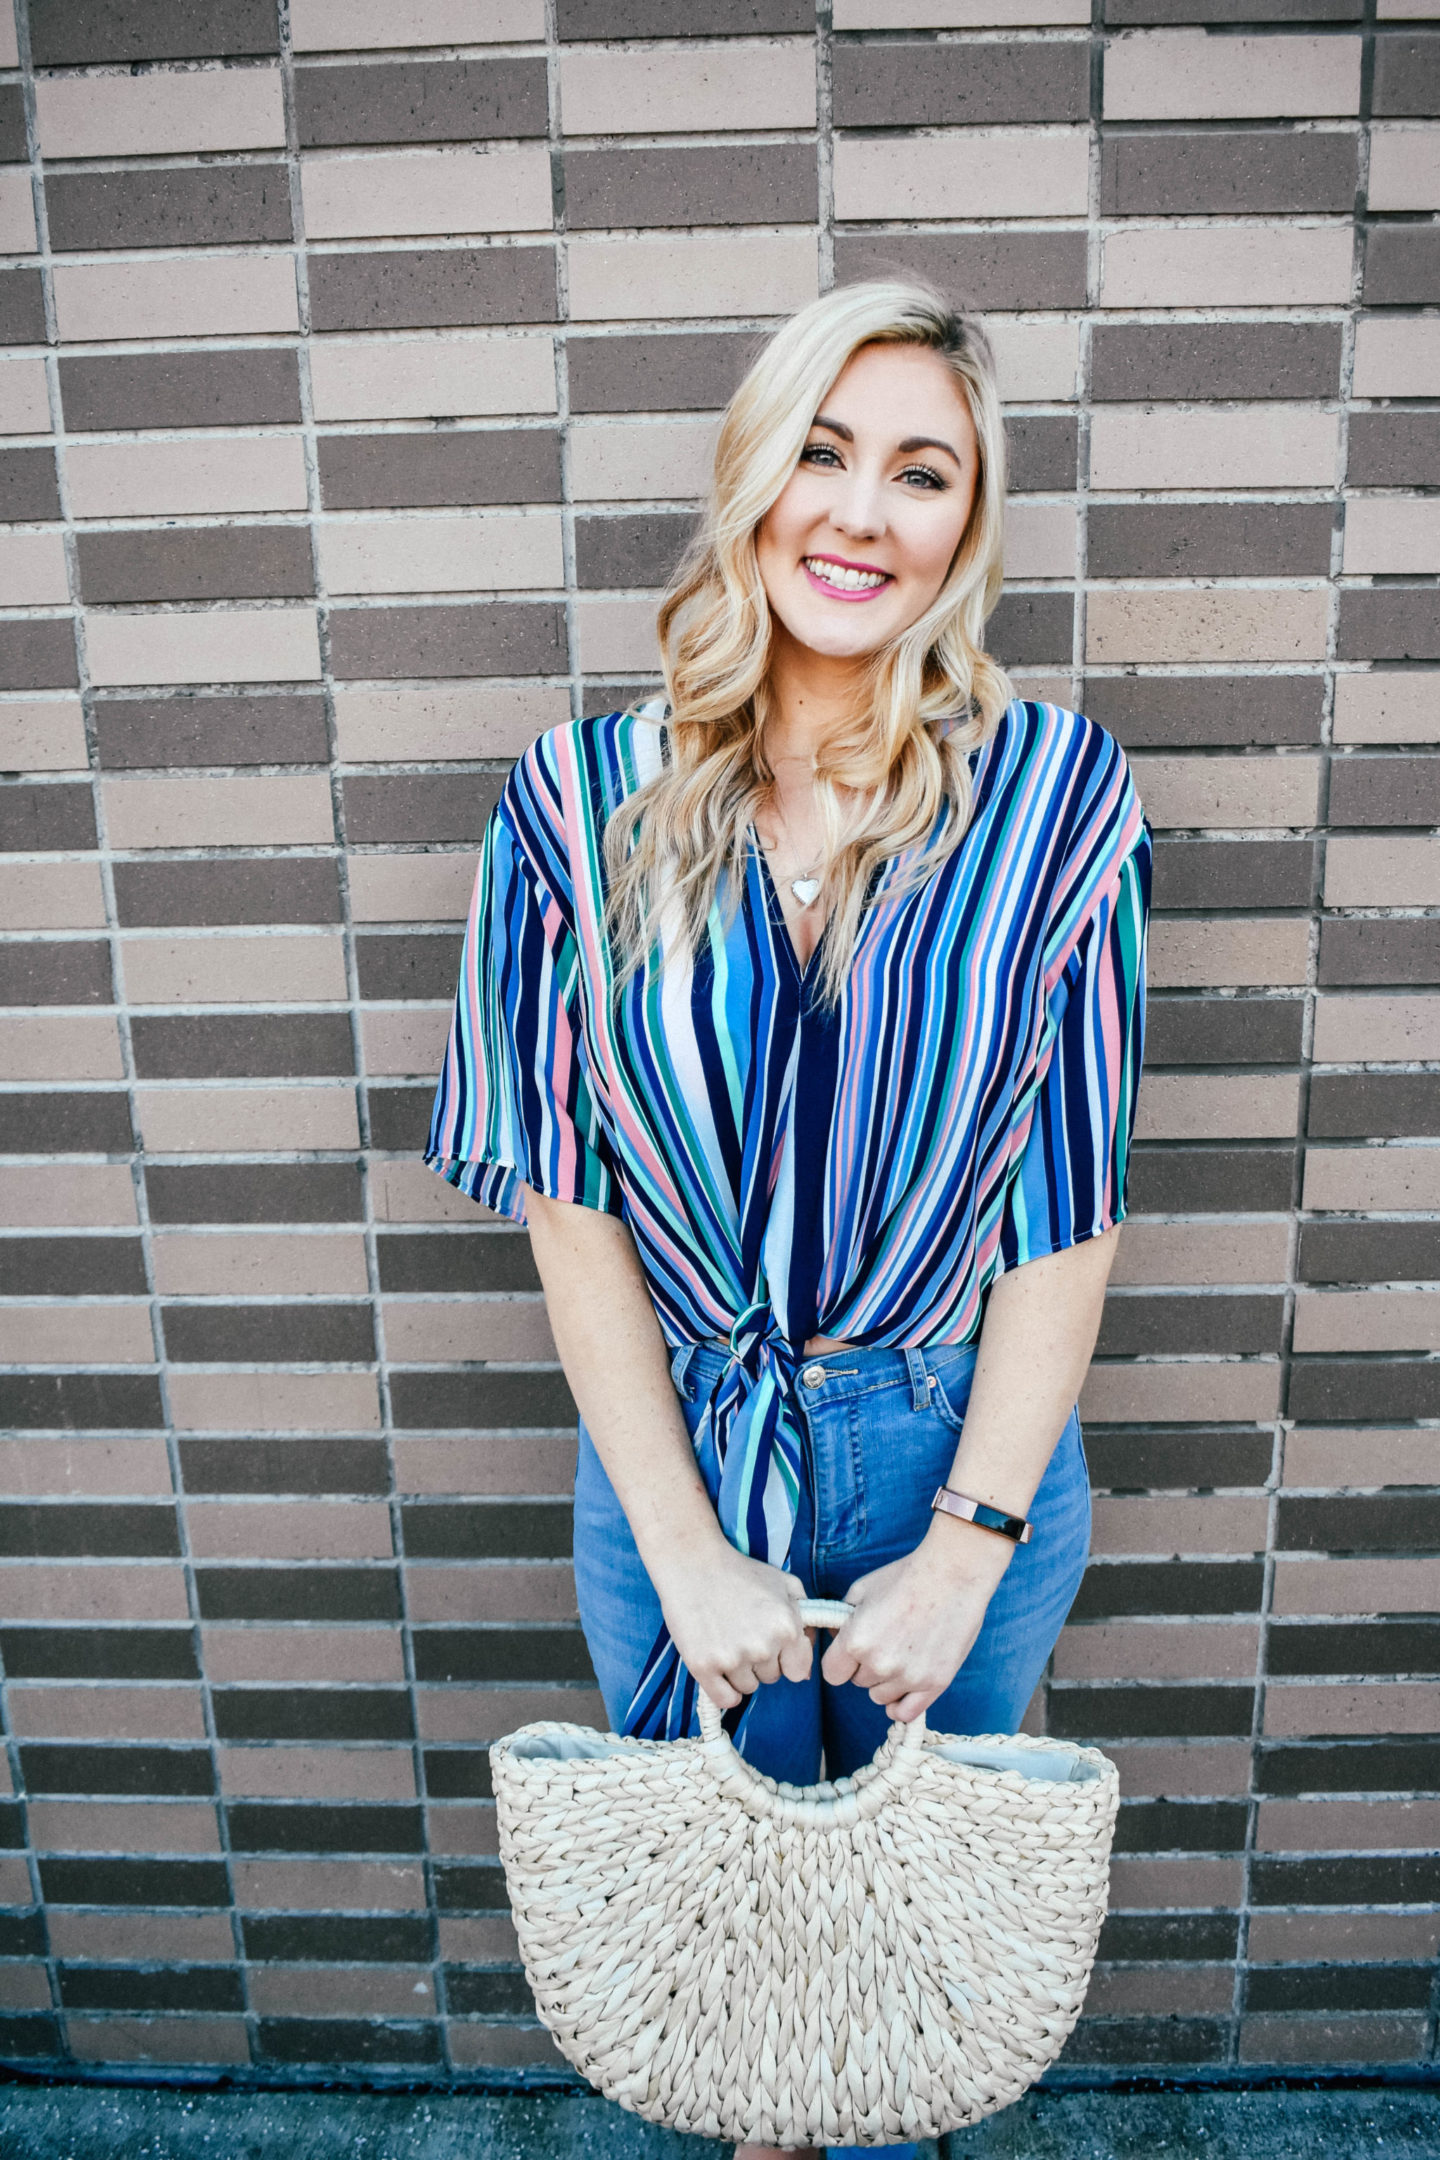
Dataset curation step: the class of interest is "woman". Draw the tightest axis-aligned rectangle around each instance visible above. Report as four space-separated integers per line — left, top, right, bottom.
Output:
427 280 1149 2160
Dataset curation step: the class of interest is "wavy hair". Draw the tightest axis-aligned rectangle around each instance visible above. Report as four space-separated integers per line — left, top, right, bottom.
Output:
603 278 1012 1008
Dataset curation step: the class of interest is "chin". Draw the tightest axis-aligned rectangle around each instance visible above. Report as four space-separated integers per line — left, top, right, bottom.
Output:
782 601 900 662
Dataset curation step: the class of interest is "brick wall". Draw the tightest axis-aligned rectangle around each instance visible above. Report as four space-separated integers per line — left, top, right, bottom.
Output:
0 0 1434 2088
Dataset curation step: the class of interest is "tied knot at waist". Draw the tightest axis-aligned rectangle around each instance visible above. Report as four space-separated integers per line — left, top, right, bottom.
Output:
723 1298 799 1383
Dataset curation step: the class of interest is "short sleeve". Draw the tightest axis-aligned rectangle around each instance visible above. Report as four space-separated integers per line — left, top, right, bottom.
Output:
998 820 1151 1271
424 798 624 1227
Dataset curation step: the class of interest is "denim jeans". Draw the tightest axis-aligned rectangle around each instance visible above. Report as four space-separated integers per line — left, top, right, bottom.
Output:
572 1338 1092 2158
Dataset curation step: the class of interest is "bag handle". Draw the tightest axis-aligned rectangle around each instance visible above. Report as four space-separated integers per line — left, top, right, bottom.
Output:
695 1598 929 1827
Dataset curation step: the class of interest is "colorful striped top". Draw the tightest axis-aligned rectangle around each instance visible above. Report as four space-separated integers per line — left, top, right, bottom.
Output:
427 699 1150 1739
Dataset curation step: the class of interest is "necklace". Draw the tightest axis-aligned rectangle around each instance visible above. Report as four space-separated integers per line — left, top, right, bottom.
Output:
755 827 822 910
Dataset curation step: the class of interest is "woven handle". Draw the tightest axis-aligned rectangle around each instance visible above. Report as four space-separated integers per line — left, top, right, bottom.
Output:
696 1598 928 1825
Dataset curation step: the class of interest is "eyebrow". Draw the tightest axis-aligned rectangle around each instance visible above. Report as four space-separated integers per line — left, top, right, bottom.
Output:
810 415 964 466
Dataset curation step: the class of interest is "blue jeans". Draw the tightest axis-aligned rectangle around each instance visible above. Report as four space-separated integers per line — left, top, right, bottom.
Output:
572 1339 1092 2158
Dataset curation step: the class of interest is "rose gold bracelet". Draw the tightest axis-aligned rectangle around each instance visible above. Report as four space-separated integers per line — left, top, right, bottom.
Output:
930 1486 1033 1545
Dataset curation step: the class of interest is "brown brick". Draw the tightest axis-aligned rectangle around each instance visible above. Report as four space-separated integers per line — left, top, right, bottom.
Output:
1364 226 1440 306
295 60 549 148
0 271 48 345
565 144 816 230
318 430 560 511
1102 128 1356 215
1337 591 1440 663
95 695 326 771
0 450 61 524
329 603 566 682
1085 675 1322 748
1091 321 1342 401
29 1 279 64
1348 412 1440 488
837 232 1087 311
77 529 314 607
59 351 302 433
1088 503 1333 579
559 0 809 29
46 166 292 252
309 247 556 333
568 331 756 414
833 39 1088 127
1373 31 1440 119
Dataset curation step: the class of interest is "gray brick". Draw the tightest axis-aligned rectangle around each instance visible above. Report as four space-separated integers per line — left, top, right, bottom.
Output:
564 145 816 230
0 940 112 1007
46 166 292 253
1089 503 1334 578
0 783 95 853
309 245 555 332
1101 130 1356 216
1373 31 1440 119
0 89 26 165
1153 840 1313 909
837 232 1087 310
1337 590 1440 663
558 0 809 31
1091 321 1342 401
145 1163 362 1224
0 1091 132 1152
1348 413 1440 488
1007 417 1078 493
0 1375 165 1432
329 602 567 681
355 931 461 1000
1328 756 1440 827
1084 675 1323 748
575 511 695 589
0 621 78 693
342 775 502 846
318 429 560 509
130 1013 355 1080
833 39 1089 126
59 351 302 432
112 858 341 927
95 694 327 769
987 592 1074 667
1364 227 1440 306
163 1303 375 1364
295 59 548 148
29 0 279 63
568 331 758 413
77 528 314 605
0 450 59 523
1107 0 1358 18
1319 920 1440 986
0 272 47 345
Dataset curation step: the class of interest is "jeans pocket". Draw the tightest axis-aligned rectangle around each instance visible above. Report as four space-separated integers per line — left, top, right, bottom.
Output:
928 1353 975 1436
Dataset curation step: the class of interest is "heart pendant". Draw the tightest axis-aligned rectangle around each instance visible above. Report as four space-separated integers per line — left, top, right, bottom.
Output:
790 877 822 908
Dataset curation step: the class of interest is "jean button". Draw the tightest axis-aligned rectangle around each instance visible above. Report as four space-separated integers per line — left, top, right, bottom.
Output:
800 1363 826 1389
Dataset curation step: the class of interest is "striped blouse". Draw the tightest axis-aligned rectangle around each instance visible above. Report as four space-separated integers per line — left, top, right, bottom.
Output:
427 700 1150 1739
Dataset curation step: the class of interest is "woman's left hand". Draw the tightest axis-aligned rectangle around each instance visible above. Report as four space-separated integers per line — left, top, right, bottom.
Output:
820 1526 1015 1724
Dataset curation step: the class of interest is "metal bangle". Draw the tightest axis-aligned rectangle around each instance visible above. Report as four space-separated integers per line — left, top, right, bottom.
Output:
930 1485 1034 1545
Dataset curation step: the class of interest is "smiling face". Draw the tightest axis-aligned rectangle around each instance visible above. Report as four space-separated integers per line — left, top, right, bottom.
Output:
754 341 982 668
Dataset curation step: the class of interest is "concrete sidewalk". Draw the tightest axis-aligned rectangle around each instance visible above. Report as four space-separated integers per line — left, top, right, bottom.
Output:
0 2084 1438 2160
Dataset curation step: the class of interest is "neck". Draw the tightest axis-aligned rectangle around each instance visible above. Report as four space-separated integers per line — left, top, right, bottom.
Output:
763 623 869 772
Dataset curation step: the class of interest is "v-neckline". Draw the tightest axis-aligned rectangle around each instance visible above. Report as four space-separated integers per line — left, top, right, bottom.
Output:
751 827 826 984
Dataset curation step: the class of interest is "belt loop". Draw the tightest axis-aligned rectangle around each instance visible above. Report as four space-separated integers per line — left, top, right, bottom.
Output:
905 1346 930 1413
671 1342 698 1402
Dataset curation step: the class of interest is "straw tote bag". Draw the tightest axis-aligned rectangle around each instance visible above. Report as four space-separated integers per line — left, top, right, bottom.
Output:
491 1599 1119 2146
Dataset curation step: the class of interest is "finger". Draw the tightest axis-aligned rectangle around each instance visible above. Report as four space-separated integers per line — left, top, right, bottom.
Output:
778 1634 814 1685
726 1665 760 1698
868 1678 908 1708
701 1675 741 1712
890 1689 931 1724
821 1642 861 1687
751 1654 783 1688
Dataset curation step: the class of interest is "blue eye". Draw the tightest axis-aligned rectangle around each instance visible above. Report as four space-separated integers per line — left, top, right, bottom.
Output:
800 442 842 466
901 465 946 490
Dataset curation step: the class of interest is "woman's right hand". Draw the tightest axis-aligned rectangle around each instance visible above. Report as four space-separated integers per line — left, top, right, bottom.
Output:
651 1544 814 1711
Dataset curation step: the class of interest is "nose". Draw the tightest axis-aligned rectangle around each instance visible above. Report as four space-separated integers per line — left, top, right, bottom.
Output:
829 464 886 541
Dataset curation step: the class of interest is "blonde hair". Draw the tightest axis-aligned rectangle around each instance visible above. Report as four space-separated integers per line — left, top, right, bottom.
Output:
603 278 1012 1008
